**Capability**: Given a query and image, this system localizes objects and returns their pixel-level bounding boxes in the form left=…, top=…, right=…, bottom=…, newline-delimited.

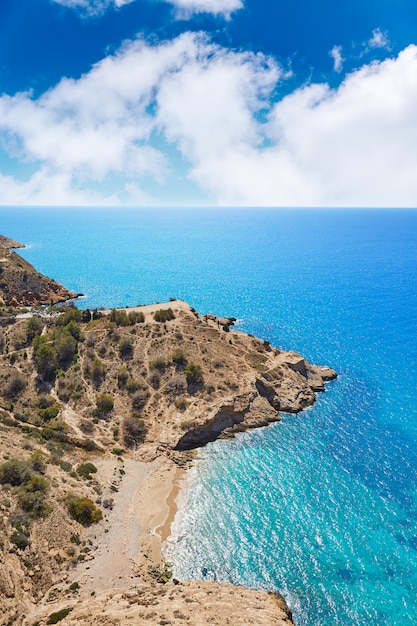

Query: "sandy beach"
left=74, top=454, right=184, bottom=593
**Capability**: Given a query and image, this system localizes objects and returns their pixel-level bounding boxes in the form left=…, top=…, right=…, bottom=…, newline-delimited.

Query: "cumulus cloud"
left=52, top=0, right=242, bottom=18
left=0, top=33, right=416, bottom=206
left=329, top=45, right=344, bottom=73
left=158, top=44, right=417, bottom=207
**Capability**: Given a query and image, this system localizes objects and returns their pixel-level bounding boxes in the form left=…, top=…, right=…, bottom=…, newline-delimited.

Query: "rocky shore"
left=0, top=237, right=336, bottom=625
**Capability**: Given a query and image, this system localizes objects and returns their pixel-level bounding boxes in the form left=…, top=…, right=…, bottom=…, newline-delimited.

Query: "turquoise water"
left=2, top=207, right=417, bottom=624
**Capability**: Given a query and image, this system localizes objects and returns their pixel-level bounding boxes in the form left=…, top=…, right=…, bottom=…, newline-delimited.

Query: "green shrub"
left=125, top=377, right=143, bottom=393
left=128, top=311, right=144, bottom=324
left=174, top=397, right=189, bottom=412
left=66, top=495, right=102, bottom=526
left=109, top=309, right=145, bottom=326
left=76, top=463, right=97, bottom=480
left=64, top=320, right=81, bottom=340
left=119, top=337, right=133, bottom=360
left=172, top=348, right=187, bottom=365
left=47, top=608, right=73, bottom=624
left=117, top=367, right=129, bottom=388
left=0, top=460, right=32, bottom=486
left=10, top=530, right=31, bottom=550
left=90, top=358, right=105, bottom=386
left=55, top=335, right=77, bottom=368
left=95, top=394, right=114, bottom=414
left=184, top=363, right=203, bottom=384
left=39, top=405, right=60, bottom=421
left=153, top=308, right=175, bottom=323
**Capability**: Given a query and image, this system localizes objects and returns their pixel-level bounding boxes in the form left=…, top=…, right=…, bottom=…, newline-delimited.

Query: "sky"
left=0, top=0, right=416, bottom=207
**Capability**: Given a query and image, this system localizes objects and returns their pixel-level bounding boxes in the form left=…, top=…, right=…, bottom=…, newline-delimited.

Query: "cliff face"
left=0, top=238, right=79, bottom=306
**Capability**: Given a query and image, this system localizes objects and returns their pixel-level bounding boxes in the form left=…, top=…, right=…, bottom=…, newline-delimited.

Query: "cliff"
left=0, top=239, right=337, bottom=626
left=0, top=237, right=79, bottom=307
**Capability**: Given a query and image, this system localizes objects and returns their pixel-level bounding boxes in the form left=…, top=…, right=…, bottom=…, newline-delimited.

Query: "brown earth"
left=0, top=241, right=337, bottom=626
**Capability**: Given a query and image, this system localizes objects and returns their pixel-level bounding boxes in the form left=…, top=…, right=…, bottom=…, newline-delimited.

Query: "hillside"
left=0, top=244, right=336, bottom=626
left=0, top=237, right=79, bottom=307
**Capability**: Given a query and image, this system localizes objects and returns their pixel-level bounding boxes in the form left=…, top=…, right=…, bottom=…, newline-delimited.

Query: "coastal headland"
left=0, top=236, right=336, bottom=625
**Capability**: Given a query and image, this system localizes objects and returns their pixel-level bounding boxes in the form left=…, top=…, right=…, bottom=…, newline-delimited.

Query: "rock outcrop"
left=0, top=237, right=80, bottom=306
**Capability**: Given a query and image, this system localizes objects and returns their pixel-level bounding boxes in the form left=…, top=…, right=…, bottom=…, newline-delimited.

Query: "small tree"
left=34, top=343, right=57, bottom=380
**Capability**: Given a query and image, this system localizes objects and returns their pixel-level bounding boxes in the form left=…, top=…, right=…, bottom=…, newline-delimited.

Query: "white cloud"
left=52, top=0, right=241, bottom=18
left=368, top=28, right=390, bottom=50
left=0, top=168, right=118, bottom=205
left=329, top=45, right=344, bottom=73
left=163, top=0, right=243, bottom=19
left=0, top=34, right=416, bottom=207
left=156, top=43, right=417, bottom=207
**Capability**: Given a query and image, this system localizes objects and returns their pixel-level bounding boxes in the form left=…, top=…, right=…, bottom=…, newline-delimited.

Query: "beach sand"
left=75, top=455, right=183, bottom=593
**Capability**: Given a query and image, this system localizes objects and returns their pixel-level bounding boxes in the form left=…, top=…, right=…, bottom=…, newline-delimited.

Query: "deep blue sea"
left=2, top=207, right=417, bottom=625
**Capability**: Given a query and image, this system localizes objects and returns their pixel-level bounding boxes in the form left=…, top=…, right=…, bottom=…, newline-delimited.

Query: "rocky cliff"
left=0, top=236, right=79, bottom=306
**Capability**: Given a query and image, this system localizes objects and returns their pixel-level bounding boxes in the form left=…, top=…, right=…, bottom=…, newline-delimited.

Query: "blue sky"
left=0, top=0, right=416, bottom=206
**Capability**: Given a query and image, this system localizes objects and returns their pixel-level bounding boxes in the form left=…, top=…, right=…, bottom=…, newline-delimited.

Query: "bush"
left=91, top=358, right=105, bottom=386
left=117, top=367, right=129, bottom=388
left=109, top=309, right=145, bottom=326
left=131, top=391, right=149, bottom=410
left=153, top=308, right=175, bottom=323
left=95, top=394, right=114, bottom=414
left=39, top=405, right=60, bottom=421
left=175, top=397, right=189, bottom=412
left=0, top=460, right=32, bottom=486
left=184, top=363, right=203, bottom=384
left=149, top=371, right=160, bottom=389
left=66, top=495, right=102, bottom=526
left=56, top=335, right=77, bottom=368
left=76, top=463, right=97, bottom=480
left=119, top=337, right=133, bottom=360
left=56, top=308, right=82, bottom=326
left=151, top=357, right=166, bottom=372
left=172, top=349, right=187, bottom=365
left=128, top=311, right=144, bottom=324
left=122, top=415, right=147, bottom=448
left=47, top=608, right=73, bottom=624
left=10, top=530, right=31, bottom=550
left=18, top=484, right=50, bottom=518
left=2, top=372, right=27, bottom=399
left=64, top=320, right=81, bottom=340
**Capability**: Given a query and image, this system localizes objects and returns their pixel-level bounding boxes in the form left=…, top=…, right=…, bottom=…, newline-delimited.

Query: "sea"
left=2, top=206, right=417, bottom=625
